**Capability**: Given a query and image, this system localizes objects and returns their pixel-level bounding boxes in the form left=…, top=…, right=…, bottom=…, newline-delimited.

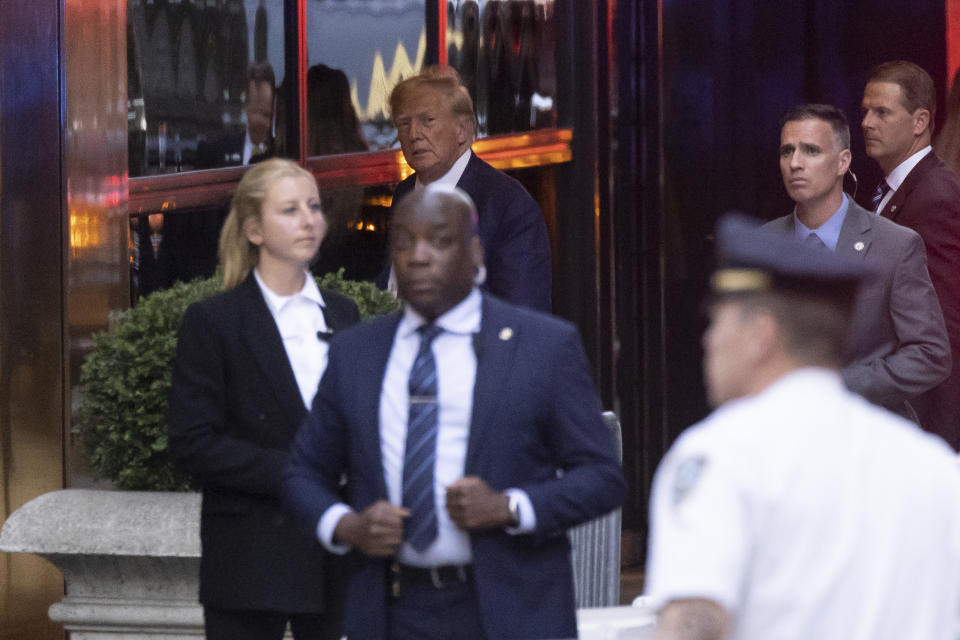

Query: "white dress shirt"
left=253, top=269, right=329, bottom=409
left=877, top=145, right=932, bottom=213
left=318, top=287, right=535, bottom=566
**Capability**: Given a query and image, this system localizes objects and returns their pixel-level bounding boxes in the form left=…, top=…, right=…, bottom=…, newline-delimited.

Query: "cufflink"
left=507, top=493, right=521, bottom=527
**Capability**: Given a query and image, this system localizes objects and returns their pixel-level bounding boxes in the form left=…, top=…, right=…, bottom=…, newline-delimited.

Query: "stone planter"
left=1, top=489, right=654, bottom=639
left=0, top=489, right=203, bottom=639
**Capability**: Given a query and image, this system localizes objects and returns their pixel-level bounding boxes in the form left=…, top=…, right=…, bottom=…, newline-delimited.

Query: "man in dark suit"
left=377, top=65, right=552, bottom=313
left=195, top=61, right=276, bottom=169
left=765, top=104, right=949, bottom=419
left=284, top=184, right=624, bottom=640
left=168, top=272, right=360, bottom=639
left=862, top=61, right=960, bottom=448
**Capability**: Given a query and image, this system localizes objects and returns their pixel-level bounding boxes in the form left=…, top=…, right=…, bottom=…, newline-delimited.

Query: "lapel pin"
left=854, top=241, right=865, bottom=252
left=499, top=327, right=514, bottom=341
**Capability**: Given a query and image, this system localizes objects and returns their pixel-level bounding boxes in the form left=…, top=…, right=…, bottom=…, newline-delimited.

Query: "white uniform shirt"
left=645, top=368, right=960, bottom=640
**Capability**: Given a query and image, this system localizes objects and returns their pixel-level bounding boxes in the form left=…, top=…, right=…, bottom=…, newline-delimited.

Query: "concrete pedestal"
left=0, top=489, right=204, bottom=639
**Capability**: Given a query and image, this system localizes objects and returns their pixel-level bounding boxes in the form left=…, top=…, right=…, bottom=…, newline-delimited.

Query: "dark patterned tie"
left=402, top=324, right=443, bottom=551
left=871, top=179, right=891, bottom=212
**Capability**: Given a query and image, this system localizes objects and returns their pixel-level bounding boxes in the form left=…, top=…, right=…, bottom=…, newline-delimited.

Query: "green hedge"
left=78, top=269, right=400, bottom=491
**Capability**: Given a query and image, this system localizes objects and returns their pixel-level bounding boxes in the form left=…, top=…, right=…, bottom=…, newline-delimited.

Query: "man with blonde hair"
left=378, top=65, right=552, bottom=313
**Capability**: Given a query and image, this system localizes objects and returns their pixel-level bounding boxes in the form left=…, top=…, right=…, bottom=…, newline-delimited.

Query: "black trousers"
left=204, top=606, right=341, bottom=640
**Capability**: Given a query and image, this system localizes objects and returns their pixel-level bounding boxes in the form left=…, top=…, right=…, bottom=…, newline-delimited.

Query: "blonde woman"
left=168, top=158, right=359, bottom=640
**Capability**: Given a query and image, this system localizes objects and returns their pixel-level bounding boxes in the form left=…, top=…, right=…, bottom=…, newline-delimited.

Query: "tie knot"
left=417, top=324, right=443, bottom=344
left=803, top=232, right=828, bottom=251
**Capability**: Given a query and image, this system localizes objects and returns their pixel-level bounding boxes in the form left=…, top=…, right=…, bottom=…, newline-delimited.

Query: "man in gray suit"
left=766, top=104, right=950, bottom=420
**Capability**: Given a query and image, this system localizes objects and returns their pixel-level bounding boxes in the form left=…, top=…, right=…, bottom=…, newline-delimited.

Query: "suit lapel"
left=835, top=202, right=872, bottom=260
left=320, top=294, right=352, bottom=333
left=881, top=151, right=937, bottom=221
left=238, top=275, right=306, bottom=428
left=455, top=152, right=482, bottom=197
left=465, top=295, right=519, bottom=472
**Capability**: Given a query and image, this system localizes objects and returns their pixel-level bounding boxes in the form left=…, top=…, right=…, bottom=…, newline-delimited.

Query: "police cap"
left=711, top=212, right=870, bottom=296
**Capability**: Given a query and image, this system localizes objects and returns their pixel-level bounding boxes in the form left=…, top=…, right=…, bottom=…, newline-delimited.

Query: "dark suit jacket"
left=167, top=273, right=360, bottom=612
left=766, top=201, right=950, bottom=418
left=879, top=151, right=960, bottom=447
left=195, top=126, right=274, bottom=170
left=283, top=294, right=625, bottom=639
left=381, top=153, right=553, bottom=312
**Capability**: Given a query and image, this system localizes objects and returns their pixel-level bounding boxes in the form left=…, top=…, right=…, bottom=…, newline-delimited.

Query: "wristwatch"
left=507, top=493, right=521, bottom=527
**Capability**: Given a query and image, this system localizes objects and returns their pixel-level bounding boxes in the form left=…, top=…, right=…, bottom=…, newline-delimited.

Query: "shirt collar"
left=885, top=145, right=932, bottom=191
left=253, top=268, right=325, bottom=314
left=415, top=148, right=472, bottom=190
left=792, top=193, right=849, bottom=251
left=398, top=287, right=482, bottom=339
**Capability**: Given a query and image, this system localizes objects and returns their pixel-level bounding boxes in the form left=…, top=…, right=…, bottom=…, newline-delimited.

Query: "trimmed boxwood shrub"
left=78, top=269, right=400, bottom=491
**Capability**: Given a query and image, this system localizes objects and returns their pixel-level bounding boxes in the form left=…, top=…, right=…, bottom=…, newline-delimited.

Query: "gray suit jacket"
left=765, top=201, right=951, bottom=418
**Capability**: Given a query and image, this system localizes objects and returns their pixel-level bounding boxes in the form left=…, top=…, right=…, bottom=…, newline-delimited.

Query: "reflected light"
left=70, top=204, right=103, bottom=256
left=351, top=221, right=379, bottom=232
left=365, top=194, right=394, bottom=208
left=398, top=154, right=414, bottom=181
left=351, top=29, right=427, bottom=121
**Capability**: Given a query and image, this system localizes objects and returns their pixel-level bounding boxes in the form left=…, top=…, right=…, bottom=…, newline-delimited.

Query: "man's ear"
left=243, top=217, right=263, bottom=247
left=745, top=312, right=780, bottom=364
left=470, top=236, right=484, bottom=270
left=455, top=116, right=471, bottom=147
left=838, top=148, right=852, bottom=176
left=913, top=108, right=931, bottom=136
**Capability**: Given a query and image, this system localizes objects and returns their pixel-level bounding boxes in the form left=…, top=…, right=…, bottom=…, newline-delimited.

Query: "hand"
left=333, top=500, right=409, bottom=557
left=445, top=476, right=512, bottom=530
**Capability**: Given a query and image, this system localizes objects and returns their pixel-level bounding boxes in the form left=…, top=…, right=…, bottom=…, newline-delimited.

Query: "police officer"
left=644, top=214, right=960, bottom=640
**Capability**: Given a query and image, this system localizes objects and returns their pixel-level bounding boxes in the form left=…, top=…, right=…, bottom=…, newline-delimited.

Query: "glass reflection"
left=305, top=0, right=426, bottom=151
left=447, top=0, right=557, bottom=137
left=130, top=186, right=392, bottom=301
left=128, top=0, right=286, bottom=176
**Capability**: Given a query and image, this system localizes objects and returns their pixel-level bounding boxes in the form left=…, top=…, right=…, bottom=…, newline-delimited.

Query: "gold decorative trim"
left=711, top=268, right=772, bottom=292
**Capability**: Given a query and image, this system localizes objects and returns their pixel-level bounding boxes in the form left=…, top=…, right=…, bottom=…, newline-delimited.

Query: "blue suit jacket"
left=381, top=153, right=553, bottom=313
left=283, top=294, right=625, bottom=639
left=765, top=201, right=950, bottom=419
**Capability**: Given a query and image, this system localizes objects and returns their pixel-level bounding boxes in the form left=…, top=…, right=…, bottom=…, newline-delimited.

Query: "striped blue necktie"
left=402, top=324, right=443, bottom=551
left=872, top=179, right=891, bottom=212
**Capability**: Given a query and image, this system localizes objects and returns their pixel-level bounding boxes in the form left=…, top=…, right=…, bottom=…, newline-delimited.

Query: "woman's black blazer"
left=168, top=272, right=361, bottom=612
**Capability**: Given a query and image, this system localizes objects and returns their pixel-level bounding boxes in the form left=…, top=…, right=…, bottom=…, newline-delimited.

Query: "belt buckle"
left=430, top=565, right=467, bottom=588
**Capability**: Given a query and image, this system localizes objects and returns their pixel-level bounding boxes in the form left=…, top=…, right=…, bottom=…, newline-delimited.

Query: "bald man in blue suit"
left=284, top=185, right=623, bottom=640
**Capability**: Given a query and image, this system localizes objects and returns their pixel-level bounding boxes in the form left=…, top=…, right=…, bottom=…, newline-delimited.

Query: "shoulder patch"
left=673, top=455, right=707, bottom=506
